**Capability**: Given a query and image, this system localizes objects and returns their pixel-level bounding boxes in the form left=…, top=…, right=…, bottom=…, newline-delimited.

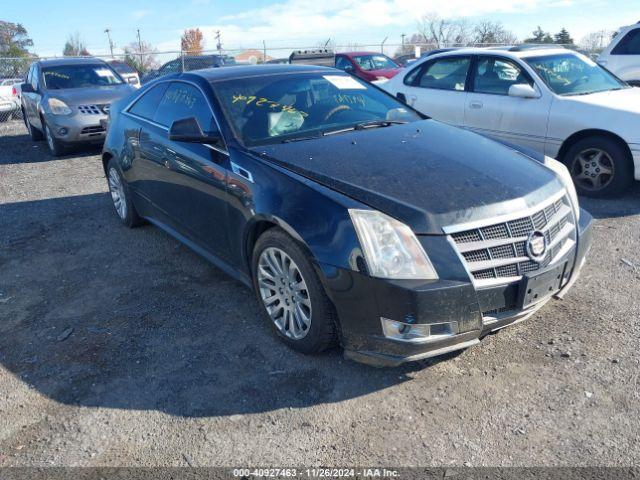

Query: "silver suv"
left=21, top=58, right=135, bottom=156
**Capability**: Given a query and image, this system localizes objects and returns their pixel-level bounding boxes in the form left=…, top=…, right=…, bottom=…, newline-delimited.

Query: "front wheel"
left=252, top=228, right=337, bottom=354
left=44, top=122, right=65, bottom=157
left=563, top=136, right=633, bottom=198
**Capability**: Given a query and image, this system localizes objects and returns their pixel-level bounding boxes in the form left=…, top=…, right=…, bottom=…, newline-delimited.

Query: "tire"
left=44, top=122, right=66, bottom=157
left=562, top=136, right=633, bottom=198
left=106, top=158, right=144, bottom=228
left=252, top=228, right=337, bottom=354
left=25, top=113, right=43, bottom=141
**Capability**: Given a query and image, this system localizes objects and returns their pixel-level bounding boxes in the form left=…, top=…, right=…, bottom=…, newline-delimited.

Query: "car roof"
left=36, top=57, right=109, bottom=67
left=427, top=46, right=576, bottom=60
left=191, top=64, right=338, bottom=82
left=341, top=51, right=388, bottom=57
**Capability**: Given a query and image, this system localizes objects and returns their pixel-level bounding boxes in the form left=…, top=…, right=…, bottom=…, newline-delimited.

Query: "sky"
left=3, top=0, right=639, bottom=57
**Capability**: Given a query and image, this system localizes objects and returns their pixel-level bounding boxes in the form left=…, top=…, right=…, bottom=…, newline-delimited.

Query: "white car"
left=382, top=46, right=640, bottom=197
left=598, top=23, right=640, bottom=87
left=0, top=77, right=22, bottom=121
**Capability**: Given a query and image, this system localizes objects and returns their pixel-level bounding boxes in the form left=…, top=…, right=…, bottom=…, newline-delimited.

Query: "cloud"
left=131, top=9, right=151, bottom=20
left=155, top=0, right=598, bottom=52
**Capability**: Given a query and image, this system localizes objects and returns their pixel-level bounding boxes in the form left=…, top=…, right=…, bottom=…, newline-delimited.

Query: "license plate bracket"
left=518, top=262, right=567, bottom=309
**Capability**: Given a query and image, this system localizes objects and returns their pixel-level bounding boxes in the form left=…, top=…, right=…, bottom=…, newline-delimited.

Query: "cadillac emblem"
left=526, top=231, right=547, bottom=262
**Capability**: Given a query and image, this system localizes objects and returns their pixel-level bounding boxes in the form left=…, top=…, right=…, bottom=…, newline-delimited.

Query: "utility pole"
left=381, top=36, right=388, bottom=54
left=401, top=33, right=406, bottom=52
left=104, top=28, right=114, bottom=58
left=137, top=29, right=143, bottom=66
left=262, top=40, right=267, bottom=64
left=215, top=30, right=222, bottom=55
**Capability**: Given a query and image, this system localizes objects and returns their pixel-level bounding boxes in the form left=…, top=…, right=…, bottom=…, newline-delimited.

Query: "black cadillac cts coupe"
left=102, top=64, right=593, bottom=366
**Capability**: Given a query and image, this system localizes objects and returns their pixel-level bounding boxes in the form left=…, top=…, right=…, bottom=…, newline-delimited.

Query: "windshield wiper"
left=281, top=134, right=321, bottom=143
left=355, top=120, right=408, bottom=130
left=322, top=120, right=408, bottom=137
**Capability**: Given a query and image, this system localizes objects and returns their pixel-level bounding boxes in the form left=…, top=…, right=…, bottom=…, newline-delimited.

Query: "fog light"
left=57, top=127, right=68, bottom=136
left=381, top=318, right=457, bottom=343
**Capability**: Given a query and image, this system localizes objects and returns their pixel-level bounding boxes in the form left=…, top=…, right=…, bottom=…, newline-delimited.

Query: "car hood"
left=252, top=120, right=563, bottom=234
left=566, top=87, right=640, bottom=113
left=48, top=84, right=134, bottom=106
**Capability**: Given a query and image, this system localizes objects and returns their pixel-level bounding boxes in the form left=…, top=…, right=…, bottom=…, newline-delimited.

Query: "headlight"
left=544, top=156, right=580, bottom=221
left=48, top=98, right=72, bottom=116
left=349, top=209, right=438, bottom=280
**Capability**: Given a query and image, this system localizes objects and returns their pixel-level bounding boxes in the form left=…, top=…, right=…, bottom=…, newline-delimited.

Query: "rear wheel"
left=252, top=228, right=337, bottom=354
left=107, top=159, right=143, bottom=228
left=563, top=136, right=633, bottom=198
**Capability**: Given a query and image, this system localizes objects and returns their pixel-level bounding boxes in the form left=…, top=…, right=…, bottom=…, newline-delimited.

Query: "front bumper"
left=46, top=112, right=107, bottom=144
left=321, top=209, right=594, bottom=367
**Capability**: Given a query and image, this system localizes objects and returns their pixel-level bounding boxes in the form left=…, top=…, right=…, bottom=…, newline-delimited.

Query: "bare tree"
left=580, top=30, right=614, bottom=55
left=473, top=21, right=517, bottom=46
left=416, top=13, right=472, bottom=48
left=63, top=31, right=90, bottom=56
left=124, top=40, right=158, bottom=74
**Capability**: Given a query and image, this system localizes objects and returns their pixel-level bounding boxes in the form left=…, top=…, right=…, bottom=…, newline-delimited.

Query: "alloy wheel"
left=257, top=247, right=312, bottom=340
left=570, top=148, right=614, bottom=192
left=108, top=168, right=127, bottom=220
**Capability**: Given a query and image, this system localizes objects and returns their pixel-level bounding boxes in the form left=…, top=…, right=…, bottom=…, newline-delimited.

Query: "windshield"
left=352, top=55, right=398, bottom=71
left=42, top=64, right=123, bottom=89
left=525, top=53, right=627, bottom=96
left=214, top=72, right=421, bottom=146
left=1, top=79, right=21, bottom=86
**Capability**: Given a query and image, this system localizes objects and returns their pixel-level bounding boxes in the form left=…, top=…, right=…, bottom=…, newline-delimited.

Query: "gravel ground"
left=0, top=119, right=639, bottom=468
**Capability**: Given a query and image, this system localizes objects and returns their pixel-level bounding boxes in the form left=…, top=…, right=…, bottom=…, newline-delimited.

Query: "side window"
left=160, top=60, right=180, bottom=74
left=31, top=67, right=39, bottom=90
left=414, top=57, right=470, bottom=91
left=473, top=57, right=533, bottom=95
left=153, top=82, right=215, bottom=131
left=335, top=56, right=352, bottom=71
left=129, top=83, right=169, bottom=120
left=612, top=28, right=640, bottom=55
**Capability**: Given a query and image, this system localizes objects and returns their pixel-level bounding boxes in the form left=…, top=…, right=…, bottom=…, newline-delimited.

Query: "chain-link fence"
left=0, top=42, right=599, bottom=123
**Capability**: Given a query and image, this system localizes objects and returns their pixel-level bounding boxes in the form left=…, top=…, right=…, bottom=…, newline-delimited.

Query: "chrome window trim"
left=123, top=78, right=229, bottom=155
left=442, top=189, right=566, bottom=235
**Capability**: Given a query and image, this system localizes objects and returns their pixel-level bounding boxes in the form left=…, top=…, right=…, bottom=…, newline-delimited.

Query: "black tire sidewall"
left=251, top=229, right=336, bottom=354
left=563, top=136, right=633, bottom=198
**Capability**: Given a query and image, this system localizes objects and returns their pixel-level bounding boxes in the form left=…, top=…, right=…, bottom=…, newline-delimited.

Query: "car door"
left=146, top=81, right=231, bottom=259
left=463, top=55, right=552, bottom=154
left=400, top=55, right=471, bottom=126
left=23, top=65, right=42, bottom=128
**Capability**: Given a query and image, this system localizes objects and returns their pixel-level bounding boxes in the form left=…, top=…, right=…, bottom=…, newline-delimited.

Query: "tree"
left=416, top=13, right=472, bottom=48
left=0, top=20, right=33, bottom=57
left=63, top=31, right=90, bottom=56
left=181, top=28, right=204, bottom=55
left=473, top=21, right=517, bottom=46
left=554, top=28, right=574, bottom=46
left=524, top=26, right=553, bottom=44
left=580, top=30, right=614, bottom=55
left=123, top=40, right=158, bottom=74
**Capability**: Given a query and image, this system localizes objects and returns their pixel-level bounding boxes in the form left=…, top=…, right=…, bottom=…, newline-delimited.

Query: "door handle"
left=469, top=101, right=483, bottom=109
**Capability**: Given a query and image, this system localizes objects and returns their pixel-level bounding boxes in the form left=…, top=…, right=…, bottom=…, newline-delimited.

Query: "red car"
left=335, top=52, right=401, bottom=82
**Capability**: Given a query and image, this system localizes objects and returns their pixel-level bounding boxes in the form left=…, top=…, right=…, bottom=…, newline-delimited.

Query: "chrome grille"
left=449, top=195, right=576, bottom=285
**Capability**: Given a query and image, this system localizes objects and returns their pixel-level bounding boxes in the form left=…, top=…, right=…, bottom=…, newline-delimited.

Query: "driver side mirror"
left=168, top=117, right=221, bottom=145
left=508, top=83, right=540, bottom=99
left=343, top=64, right=354, bottom=72
left=21, top=83, right=34, bottom=94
